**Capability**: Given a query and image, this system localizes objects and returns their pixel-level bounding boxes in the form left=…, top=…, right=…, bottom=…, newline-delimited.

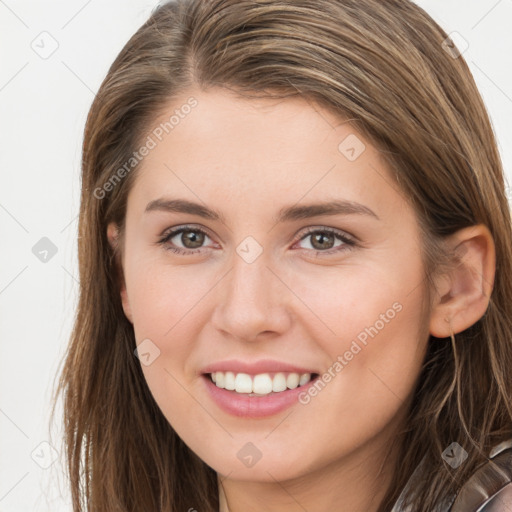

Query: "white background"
left=1, top=1, right=511, bottom=510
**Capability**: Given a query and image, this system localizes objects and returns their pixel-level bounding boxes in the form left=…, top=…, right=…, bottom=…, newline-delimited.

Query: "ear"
left=107, top=222, right=133, bottom=324
left=429, top=224, right=495, bottom=338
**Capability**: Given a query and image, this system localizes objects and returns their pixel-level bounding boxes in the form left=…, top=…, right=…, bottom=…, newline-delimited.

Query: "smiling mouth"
left=204, top=371, right=320, bottom=397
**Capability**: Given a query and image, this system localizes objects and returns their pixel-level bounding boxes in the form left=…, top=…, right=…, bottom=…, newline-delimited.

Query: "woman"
left=53, top=0, right=512, bottom=510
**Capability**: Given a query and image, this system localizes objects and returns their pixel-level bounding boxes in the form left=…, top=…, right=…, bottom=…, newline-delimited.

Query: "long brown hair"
left=52, top=0, right=512, bottom=510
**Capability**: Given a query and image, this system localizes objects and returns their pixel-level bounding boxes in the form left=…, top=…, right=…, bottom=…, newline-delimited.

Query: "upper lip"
left=200, top=359, right=319, bottom=376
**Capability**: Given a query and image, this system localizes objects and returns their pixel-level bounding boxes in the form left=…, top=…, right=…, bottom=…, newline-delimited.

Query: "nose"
left=210, top=250, right=292, bottom=343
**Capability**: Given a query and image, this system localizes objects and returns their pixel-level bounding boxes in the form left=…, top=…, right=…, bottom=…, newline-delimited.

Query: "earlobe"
left=119, top=287, right=134, bottom=325
left=107, top=222, right=119, bottom=251
left=106, top=222, right=134, bottom=324
left=429, top=224, right=495, bottom=338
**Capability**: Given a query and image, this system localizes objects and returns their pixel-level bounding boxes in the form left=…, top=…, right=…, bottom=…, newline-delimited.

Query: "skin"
left=107, top=86, right=495, bottom=512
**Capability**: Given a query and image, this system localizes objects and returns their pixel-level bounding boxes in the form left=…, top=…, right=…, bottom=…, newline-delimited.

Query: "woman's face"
left=112, top=86, right=431, bottom=484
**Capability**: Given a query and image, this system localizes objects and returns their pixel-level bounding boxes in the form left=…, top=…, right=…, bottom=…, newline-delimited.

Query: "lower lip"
left=202, top=374, right=319, bottom=418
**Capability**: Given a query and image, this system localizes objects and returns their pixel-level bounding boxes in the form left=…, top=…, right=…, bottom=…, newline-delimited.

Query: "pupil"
left=183, top=231, right=204, bottom=248
left=313, top=233, right=333, bottom=250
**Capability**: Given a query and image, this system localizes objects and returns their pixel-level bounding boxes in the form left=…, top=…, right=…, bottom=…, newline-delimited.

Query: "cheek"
left=126, top=257, right=213, bottom=340
left=284, top=249, right=425, bottom=350
left=126, top=263, right=214, bottom=440
left=124, top=259, right=212, bottom=404
left=285, top=257, right=428, bottom=430
left=326, top=299, right=427, bottom=413
left=279, top=292, right=428, bottom=477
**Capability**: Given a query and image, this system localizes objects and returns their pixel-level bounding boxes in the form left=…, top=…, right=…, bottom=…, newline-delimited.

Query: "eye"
left=293, top=226, right=356, bottom=255
left=157, top=225, right=357, bottom=256
left=157, top=225, right=215, bottom=255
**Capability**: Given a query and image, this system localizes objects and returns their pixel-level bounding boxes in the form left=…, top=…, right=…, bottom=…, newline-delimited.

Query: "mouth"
left=203, top=371, right=320, bottom=397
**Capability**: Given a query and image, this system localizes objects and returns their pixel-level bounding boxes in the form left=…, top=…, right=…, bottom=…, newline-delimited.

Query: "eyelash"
left=156, top=224, right=357, bottom=257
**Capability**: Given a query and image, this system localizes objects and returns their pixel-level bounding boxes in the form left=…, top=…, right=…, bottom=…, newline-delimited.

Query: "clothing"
left=390, top=439, right=512, bottom=511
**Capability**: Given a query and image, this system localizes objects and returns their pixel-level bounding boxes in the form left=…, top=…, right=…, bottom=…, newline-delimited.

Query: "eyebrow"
left=144, top=198, right=380, bottom=223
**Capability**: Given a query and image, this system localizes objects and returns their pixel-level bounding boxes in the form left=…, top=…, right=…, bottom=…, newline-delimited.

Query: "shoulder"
left=390, top=438, right=512, bottom=512
left=451, top=439, right=512, bottom=512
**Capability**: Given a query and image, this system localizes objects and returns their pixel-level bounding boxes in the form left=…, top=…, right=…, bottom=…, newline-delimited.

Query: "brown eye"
left=178, top=230, right=206, bottom=249
left=158, top=226, right=213, bottom=255
left=309, top=232, right=336, bottom=250
left=295, top=227, right=356, bottom=255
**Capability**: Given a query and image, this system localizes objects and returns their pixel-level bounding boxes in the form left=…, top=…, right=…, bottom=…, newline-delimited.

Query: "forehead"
left=129, top=87, right=404, bottom=220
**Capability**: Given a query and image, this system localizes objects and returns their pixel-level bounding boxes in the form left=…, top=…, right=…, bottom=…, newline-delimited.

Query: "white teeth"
left=234, top=373, right=253, bottom=393
left=209, top=371, right=314, bottom=395
left=286, top=373, right=299, bottom=389
left=272, top=372, right=287, bottom=392
left=224, top=371, right=236, bottom=391
left=215, top=372, right=225, bottom=388
left=253, top=374, right=273, bottom=394
left=299, top=373, right=311, bottom=386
